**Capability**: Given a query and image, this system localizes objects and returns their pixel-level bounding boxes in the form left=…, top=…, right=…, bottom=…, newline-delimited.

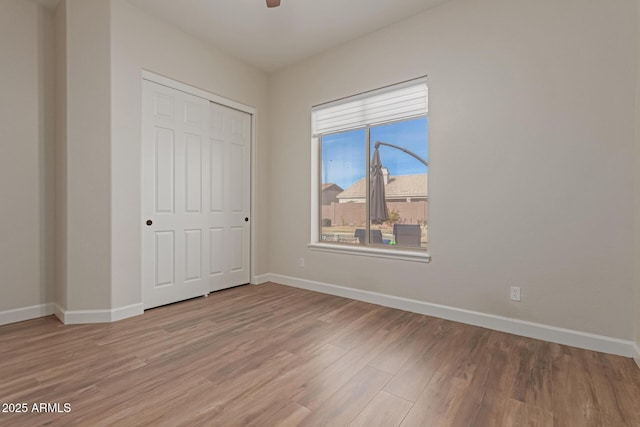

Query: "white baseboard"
left=54, top=303, right=143, bottom=324
left=252, top=273, right=271, bottom=285
left=53, top=304, right=65, bottom=323
left=111, top=303, right=144, bottom=322
left=633, top=343, right=640, bottom=369
left=0, top=303, right=54, bottom=326
left=267, top=273, right=636, bottom=359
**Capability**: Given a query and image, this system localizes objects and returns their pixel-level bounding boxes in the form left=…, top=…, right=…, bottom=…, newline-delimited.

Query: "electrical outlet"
left=299, top=257, right=305, bottom=268
left=510, top=286, right=521, bottom=302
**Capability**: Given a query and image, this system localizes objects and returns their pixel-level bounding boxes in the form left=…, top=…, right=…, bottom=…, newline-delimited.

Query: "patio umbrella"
left=370, top=147, right=389, bottom=224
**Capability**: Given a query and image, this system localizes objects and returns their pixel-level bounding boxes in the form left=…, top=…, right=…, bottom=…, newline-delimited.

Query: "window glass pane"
left=369, top=118, right=428, bottom=248
left=320, top=129, right=366, bottom=245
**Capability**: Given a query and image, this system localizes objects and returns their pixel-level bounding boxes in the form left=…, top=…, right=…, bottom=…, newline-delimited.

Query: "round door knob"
left=146, top=220, right=153, bottom=226
left=245, top=217, right=249, bottom=222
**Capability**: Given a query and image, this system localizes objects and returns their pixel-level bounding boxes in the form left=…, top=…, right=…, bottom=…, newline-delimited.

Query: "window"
left=310, top=79, right=429, bottom=261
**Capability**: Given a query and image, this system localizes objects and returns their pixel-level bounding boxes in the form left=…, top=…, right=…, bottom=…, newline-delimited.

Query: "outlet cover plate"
left=510, top=286, right=521, bottom=302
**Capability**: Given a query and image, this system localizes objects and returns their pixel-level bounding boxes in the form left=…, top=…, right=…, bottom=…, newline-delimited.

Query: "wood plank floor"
left=1, top=283, right=639, bottom=426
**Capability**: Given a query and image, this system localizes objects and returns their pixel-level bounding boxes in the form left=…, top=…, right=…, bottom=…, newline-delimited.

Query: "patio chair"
left=393, top=224, right=421, bottom=247
left=354, top=229, right=383, bottom=244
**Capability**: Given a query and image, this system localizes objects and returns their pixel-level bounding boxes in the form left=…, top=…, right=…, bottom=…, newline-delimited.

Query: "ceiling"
left=126, top=0, right=446, bottom=72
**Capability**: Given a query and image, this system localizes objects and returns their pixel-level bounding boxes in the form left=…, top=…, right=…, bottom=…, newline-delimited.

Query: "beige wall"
left=2, top=0, right=270, bottom=316
left=269, top=0, right=637, bottom=339
left=109, top=0, right=270, bottom=308
left=54, top=0, right=67, bottom=310
left=63, top=0, right=112, bottom=311
left=38, top=1, right=56, bottom=312
left=1, top=0, right=638, bottom=347
left=0, top=0, right=55, bottom=312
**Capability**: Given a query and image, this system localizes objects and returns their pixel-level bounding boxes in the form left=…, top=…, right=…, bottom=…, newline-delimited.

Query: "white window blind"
left=312, top=79, right=427, bottom=136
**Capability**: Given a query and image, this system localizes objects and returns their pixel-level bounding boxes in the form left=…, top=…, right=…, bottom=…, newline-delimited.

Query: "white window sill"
left=308, top=242, right=431, bottom=263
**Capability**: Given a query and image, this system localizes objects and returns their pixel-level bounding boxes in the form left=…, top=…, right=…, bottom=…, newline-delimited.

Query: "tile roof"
left=336, top=174, right=427, bottom=200
left=322, top=183, right=344, bottom=192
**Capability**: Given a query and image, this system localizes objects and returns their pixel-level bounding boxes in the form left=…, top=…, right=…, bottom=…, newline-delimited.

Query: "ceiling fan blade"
left=266, top=0, right=280, bottom=7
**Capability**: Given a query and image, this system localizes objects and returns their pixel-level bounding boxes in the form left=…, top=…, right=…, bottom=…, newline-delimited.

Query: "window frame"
left=309, top=79, right=431, bottom=263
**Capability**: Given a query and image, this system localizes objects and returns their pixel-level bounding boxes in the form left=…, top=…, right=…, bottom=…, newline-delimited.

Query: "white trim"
left=311, top=135, right=320, bottom=244
left=141, top=70, right=256, bottom=116
left=252, top=274, right=271, bottom=285
left=633, top=343, right=640, bottom=369
left=266, top=273, right=636, bottom=358
left=53, top=304, right=65, bottom=323
left=309, top=243, right=430, bottom=263
left=54, top=303, right=143, bottom=325
left=0, top=303, right=54, bottom=326
left=62, top=309, right=111, bottom=324
left=111, top=303, right=144, bottom=322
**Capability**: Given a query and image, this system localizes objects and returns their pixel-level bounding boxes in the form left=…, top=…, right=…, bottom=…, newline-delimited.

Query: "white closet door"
left=141, top=80, right=210, bottom=309
left=208, top=102, right=251, bottom=291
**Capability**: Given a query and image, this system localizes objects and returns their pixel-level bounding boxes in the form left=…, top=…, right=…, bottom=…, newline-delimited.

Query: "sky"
left=321, top=117, right=428, bottom=190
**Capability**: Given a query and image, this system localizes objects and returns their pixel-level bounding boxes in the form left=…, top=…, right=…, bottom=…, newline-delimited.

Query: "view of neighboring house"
left=321, top=183, right=343, bottom=205
left=337, top=169, right=427, bottom=203
left=322, top=170, right=427, bottom=227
